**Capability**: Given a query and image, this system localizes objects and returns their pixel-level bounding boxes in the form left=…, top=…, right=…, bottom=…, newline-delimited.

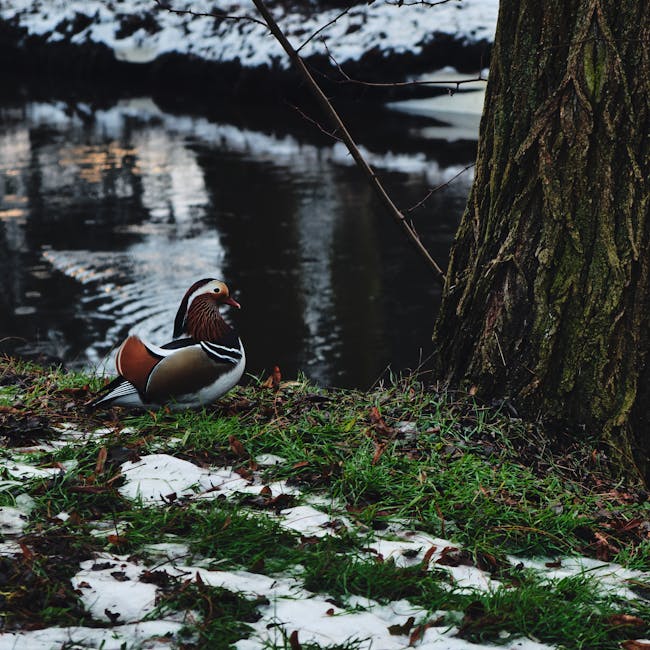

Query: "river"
left=0, top=87, right=480, bottom=388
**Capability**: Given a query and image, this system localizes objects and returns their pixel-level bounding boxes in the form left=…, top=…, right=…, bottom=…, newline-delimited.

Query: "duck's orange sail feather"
left=115, top=336, right=159, bottom=395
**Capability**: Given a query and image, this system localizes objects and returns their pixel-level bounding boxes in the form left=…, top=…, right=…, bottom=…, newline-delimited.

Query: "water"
left=0, top=94, right=477, bottom=388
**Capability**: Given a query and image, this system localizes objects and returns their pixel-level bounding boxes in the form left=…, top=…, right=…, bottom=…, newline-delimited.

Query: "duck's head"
left=173, top=278, right=240, bottom=339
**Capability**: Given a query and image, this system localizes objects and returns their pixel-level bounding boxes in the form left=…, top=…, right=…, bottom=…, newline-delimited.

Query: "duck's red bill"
left=224, top=296, right=241, bottom=309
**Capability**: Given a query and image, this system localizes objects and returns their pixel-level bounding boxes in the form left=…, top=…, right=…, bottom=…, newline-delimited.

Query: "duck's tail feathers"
left=87, top=376, right=142, bottom=409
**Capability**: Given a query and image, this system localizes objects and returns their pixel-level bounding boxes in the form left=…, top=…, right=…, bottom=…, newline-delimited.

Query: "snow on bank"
left=0, top=0, right=498, bottom=68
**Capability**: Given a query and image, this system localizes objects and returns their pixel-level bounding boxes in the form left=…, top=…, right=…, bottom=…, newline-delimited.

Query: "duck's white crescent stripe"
left=204, top=342, right=242, bottom=355
left=200, top=340, right=242, bottom=364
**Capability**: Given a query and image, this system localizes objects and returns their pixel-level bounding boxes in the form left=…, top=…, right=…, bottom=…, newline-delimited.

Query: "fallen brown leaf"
left=388, top=616, right=415, bottom=635
left=289, top=630, right=301, bottom=650
left=608, top=614, right=646, bottom=628
left=229, top=435, right=247, bottom=457
left=262, top=366, right=282, bottom=389
left=371, top=441, right=387, bottom=465
left=95, top=446, right=108, bottom=475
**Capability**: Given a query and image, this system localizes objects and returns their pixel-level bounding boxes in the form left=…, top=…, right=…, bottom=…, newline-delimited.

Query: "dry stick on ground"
left=249, top=0, right=446, bottom=281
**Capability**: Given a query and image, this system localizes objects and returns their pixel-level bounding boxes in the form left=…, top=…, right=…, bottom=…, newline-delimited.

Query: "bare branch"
left=152, top=0, right=267, bottom=28
left=321, top=40, right=486, bottom=90
left=386, top=0, right=461, bottom=6
left=406, top=164, right=475, bottom=214
left=250, top=0, right=446, bottom=281
left=296, top=5, right=353, bottom=53
left=288, top=103, right=343, bottom=142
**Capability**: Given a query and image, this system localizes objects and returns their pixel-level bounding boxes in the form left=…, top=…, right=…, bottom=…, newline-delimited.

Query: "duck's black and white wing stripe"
left=89, top=377, right=142, bottom=408
left=200, top=340, right=243, bottom=365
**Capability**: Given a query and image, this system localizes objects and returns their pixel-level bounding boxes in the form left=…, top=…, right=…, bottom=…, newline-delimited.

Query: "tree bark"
left=433, top=0, right=650, bottom=483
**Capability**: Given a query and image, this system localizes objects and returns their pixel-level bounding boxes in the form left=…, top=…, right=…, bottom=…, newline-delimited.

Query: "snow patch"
left=119, top=453, right=299, bottom=504
left=74, top=555, right=158, bottom=623
left=0, top=621, right=184, bottom=650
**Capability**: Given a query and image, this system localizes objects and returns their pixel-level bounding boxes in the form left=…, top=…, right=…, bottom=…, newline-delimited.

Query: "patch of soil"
left=1, top=530, right=101, bottom=630
left=0, top=412, right=58, bottom=447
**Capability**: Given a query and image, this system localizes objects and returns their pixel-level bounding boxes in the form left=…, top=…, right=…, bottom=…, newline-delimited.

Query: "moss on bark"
left=434, top=0, right=650, bottom=483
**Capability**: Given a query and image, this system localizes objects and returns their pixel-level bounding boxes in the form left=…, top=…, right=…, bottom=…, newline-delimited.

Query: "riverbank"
left=1, top=356, right=648, bottom=648
left=0, top=0, right=496, bottom=102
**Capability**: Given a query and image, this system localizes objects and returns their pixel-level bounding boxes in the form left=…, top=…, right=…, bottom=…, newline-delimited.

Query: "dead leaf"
left=95, top=447, right=108, bottom=475
left=593, top=531, right=619, bottom=561
left=608, top=614, right=646, bottom=628
left=369, top=406, right=394, bottom=437
left=435, top=546, right=460, bottom=566
left=388, top=616, right=415, bottom=635
left=371, top=441, right=387, bottom=465
left=289, top=630, right=301, bottom=650
left=19, top=543, right=34, bottom=561
left=229, top=435, right=247, bottom=457
left=262, top=366, right=282, bottom=389
left=621, top=641, right=650, bottom=649
left=104, top=609, right=121, bottom=624
left=110, top=571, right=130, bottom=582
left=421, top=545, right=438, bottom=569
left=409, top=621, right=439, bottom=645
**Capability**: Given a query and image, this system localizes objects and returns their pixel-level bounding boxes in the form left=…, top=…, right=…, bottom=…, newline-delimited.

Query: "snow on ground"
left=0, top=621, right=185, bottom=650
left=2, top=442, right=648, bottom=649
left=0, top=0, right=498, bottom=68
left=66, top=550, right=553, bottom=650
left=119, top=452, right=300, bottom=503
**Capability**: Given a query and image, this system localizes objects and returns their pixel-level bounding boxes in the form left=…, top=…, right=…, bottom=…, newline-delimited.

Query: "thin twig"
left=152, top=0, right=267, bottom=28
left=321, top=38, right=486, bottom=90
left=250, top=0, right=446, bottom=279
left=296, top=5, right=353, bottom=53
left=387, top=0, right=461, bottom=6
left=407, top=164, right=475, bottom=214
left=288, top=103, right=343, bottom=142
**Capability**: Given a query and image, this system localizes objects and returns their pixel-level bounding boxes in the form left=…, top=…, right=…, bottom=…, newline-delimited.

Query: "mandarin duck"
left=90, top=279, right=245, bottom=409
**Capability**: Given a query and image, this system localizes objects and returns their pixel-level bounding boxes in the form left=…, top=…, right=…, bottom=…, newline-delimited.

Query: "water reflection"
left=0, top=97, right=475, bottom=388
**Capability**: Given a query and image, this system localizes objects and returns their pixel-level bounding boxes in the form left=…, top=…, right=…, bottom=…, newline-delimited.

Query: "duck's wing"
left=144, top=341, right=241, bottom=404
left=89, top=336, right=195, bottom=408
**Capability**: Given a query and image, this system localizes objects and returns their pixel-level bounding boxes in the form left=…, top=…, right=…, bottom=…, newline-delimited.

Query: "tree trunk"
left=433, top=0, right=650, bottom=483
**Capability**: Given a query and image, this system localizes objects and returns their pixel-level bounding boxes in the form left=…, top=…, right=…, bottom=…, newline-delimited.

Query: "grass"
left=121, top=501, right=302, bottom=573
left=152, top=582, right=263, bottom=648
left=0, top=355, right=649, bottom=649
